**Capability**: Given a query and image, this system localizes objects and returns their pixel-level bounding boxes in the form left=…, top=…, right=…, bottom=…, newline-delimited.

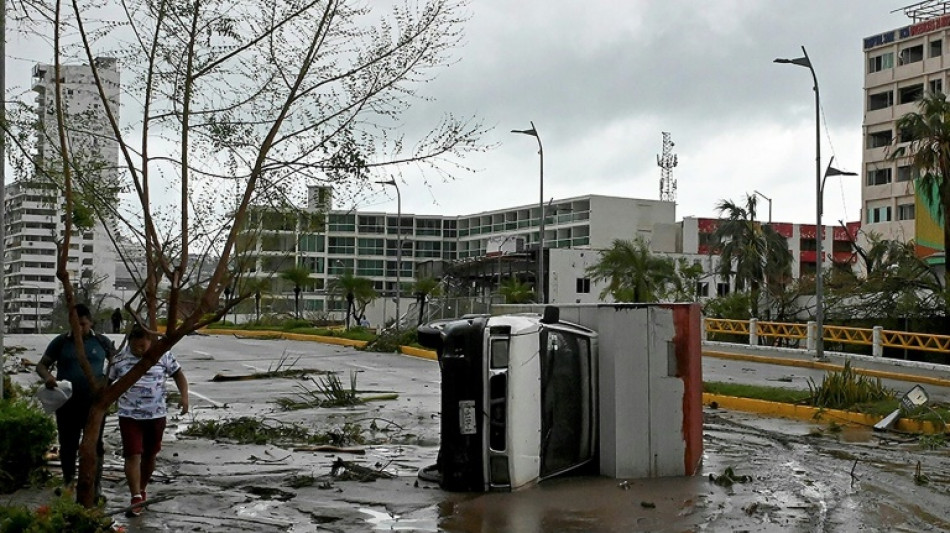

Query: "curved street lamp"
left=511, top=122, right=545, bottom=303
left=775, top=46, right=826, bottom=358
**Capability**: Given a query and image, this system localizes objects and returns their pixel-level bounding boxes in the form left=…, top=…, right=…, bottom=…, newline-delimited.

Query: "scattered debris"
left=708, top=467, right=752, bottom=487
left=617, top=480, right=630, bottom=490
left=640, top=501, right=655, bottom=509
left=329, top=457, right=394, bottom=482
left=275, top=372, right=398, bottom=410
left=915, top=461, right=930, bottom=485
left=292, top=445, right=366, bottom=455
left=285, top=474, right=318, bottom=489
left=180, top=416, right=365, bottom=447
left=918, top=434, right=947, bottom=450
left=243, top=486, right=296, bottom=501
left=875, top=385, right=930, bottom=433
left=211, top=350, right=327, bottom=381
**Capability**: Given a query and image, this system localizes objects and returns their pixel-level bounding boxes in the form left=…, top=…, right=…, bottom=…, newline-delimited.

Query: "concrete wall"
left=587, top=196, right=676, bottom=249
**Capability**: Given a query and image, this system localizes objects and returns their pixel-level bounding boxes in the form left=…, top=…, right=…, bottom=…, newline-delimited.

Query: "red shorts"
left=119, top=417, right=167, bottom=458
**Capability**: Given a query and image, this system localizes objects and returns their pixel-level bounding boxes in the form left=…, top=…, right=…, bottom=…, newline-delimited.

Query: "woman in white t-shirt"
left=108, top=324, right=189, bottom=517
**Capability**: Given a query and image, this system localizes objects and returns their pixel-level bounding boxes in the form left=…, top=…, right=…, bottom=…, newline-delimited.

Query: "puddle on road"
left=360, top=506, right=440, bottom=532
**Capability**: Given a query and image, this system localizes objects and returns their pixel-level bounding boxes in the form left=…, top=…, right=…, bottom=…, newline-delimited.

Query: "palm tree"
left=327, top=270, right=377, bottom=329
left=711, top=195, right=792, bottom=317
left=498, top=278, right=535, bottom=304
left=585, top=238, right=676, bottom=303
left=893, top=91, right=950, bottom=295
left=411, top=277, right=441, bottom=326
left=279, top=265, right=312, bottom=319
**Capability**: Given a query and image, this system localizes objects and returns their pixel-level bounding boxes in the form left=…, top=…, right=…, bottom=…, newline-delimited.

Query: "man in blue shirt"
left=36, top=303, right=116, bottom=497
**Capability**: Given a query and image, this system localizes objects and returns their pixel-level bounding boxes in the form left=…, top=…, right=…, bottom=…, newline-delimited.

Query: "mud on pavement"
left=6, top=334, right=950, bottom=531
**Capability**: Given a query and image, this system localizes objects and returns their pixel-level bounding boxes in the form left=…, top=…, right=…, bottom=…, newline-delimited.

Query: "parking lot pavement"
left=6, top=334, right=950, bottom=531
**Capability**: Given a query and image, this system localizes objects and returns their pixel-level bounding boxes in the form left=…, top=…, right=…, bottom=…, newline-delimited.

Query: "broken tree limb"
left=293, top=445, right=366, bottom=454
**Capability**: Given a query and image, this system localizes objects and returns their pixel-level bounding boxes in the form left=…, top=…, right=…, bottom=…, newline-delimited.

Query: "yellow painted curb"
left=703, top=350, right=950, bottom=389
left=198, top=328, right=368, bottom=348
left=704, top=393, right=946, bottom=434
left=399, top=346, right=438, bottom=360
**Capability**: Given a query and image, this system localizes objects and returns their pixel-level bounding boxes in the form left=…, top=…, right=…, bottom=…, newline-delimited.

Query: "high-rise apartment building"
left=863, top=3, right=950, bottom=257
left=2, top=59, right=121, bottom=332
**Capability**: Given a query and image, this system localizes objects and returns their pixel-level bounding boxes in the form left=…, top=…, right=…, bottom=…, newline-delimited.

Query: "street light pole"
left=775, top=46, right=825, bottom=358
left=512, top=122, right=545, bottom=303
left=377, top=179, right=402, bottom=328
left=817, top=157, right=858, bottom=356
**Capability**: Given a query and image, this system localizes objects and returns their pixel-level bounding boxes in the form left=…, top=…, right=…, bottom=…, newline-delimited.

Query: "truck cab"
left=418, top=307, right=598, bottom=491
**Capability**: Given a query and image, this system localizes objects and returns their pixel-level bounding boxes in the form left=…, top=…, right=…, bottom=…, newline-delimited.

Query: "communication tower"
left=657, top=132, right=678, bottom=202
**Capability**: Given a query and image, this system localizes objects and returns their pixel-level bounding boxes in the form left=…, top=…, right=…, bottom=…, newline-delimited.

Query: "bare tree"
left=11, top=0, right=487, bottom=506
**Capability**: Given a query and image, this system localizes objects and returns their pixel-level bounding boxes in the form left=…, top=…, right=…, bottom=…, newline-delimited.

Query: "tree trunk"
left=75, top=400, right=108, bottom=507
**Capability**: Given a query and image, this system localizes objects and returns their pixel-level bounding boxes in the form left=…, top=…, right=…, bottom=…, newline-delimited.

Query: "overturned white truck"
left=418, top=303, right=703, bottom=492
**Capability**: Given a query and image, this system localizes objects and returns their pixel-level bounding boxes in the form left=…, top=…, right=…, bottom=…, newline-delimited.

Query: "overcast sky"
left=361, top=0, right=909, bottom=227
left=5, top=1, right=917, bottom=227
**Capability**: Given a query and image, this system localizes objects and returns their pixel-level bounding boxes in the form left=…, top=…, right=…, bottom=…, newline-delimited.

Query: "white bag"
left=35, top=380, right=73, bottom=414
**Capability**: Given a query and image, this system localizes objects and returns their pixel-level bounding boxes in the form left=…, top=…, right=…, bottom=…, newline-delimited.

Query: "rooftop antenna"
left=657, top=131, right=678, bottom=202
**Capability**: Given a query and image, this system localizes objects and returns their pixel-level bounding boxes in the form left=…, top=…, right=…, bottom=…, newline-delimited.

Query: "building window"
left=415, top=240, right=441, bottom=258
left=899, top=84, right=924, bottom=105
left=866, top=129, right=892, bottom=149
left=716, top=283, right=730, bottom=297
left=899, top=127, right=914, bottom=143
left=298, top=234, right=324, bottom=253
left=866, top=168, right=892, bottom=186
left=930, top=78, right=943, bottom=95
left=897, top=165, right=913, bottom=182
left=868, top=90, right=894, bottom=111
left=415, top=218, right=442, bottom=236
left=328, top=258, right=353, bottom=275
left=931, top=39, right=943, bottom=58
left=696, top=282, right=709, bottom=298
left=357, top=238, right=384, bottom=256
left=357, top=259, right=384, bottom=277
left=898, top=203, right=915, bottom=220
left=899, top=44, right=924, bottom=65
left=576, top=278, right=591, bottom=294
left=298, top=256, right=324, bottom=274
left=358, top=215, right=385, bottom=234
left=327, top=236, right=354, bottom=254
left=868, top=52, right=894, bottom=73
left=328, top=214, right=355, bottom=232
left=867, top=206, right=892, bottom=223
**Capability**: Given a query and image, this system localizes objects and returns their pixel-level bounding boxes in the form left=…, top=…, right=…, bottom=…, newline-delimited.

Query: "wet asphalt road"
left=5, top=333, right=950, bottom=532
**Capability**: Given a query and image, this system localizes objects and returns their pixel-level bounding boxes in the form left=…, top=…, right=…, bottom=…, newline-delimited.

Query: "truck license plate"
left=459, top=400, right=476, bottom=435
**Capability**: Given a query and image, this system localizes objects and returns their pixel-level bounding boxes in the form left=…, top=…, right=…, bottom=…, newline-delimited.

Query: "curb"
left=703, top=349, right=950, bottom=389
left=399, top=346, right=438, bottom=360
left=198, top=328, right=369, bottom=348
left=704, top=393, right=946, bottom=434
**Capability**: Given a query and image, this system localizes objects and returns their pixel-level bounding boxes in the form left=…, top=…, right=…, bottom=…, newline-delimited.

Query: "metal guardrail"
left=704, top=318, right=950, bottom=356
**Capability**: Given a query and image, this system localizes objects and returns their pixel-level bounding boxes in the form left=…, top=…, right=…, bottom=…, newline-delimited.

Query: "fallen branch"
left=293, top=445, right=366, bottom=454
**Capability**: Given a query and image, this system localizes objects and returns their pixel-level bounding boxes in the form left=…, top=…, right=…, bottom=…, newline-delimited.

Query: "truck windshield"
left=538, top=327, right=593, bottom=478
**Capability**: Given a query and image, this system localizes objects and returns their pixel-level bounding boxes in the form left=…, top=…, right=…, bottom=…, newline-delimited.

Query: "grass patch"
left=705, top=379, right=950, bottom=424
left=703, top=382, right=811, bottom=404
